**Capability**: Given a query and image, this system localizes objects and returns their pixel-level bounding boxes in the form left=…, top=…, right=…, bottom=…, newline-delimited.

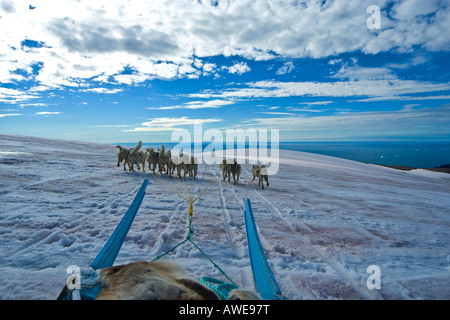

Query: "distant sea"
left=112, top=141, right=450, bottom=169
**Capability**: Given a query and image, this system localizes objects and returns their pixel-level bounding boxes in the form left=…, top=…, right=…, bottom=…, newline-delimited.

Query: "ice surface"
left=0, top=134, right=449, bottom=300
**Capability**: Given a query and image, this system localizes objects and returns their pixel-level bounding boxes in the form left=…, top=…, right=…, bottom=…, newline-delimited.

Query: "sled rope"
left=150, top=171, right=237, bottom=287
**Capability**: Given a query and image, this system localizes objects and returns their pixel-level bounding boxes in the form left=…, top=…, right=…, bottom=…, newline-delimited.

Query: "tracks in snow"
left=216, top=171, right=254, bottom=288
left=252, top=189, right=383, bottom=300
left=217, top=174, right=249, bottom=258
left=215, top=162, right=384, bottom=299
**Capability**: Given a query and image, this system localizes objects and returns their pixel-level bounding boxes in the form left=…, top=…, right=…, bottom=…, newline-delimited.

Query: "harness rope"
left=149, top=168, right=238, bottom=289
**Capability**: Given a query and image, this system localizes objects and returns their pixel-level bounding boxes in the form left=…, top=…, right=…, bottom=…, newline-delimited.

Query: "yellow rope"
left=149, top=166, right=213, bottom=219
left=148, top=161, right=236, bottom=287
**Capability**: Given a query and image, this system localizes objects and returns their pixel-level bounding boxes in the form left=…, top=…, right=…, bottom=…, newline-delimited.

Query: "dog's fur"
left=172, top=153, right=189, bottom=178
left=146, top=147, right=160, bottom=172
left=174, top=154, right=198, bottom=179
left=219, top=160, right=232, bottom=182
left=120, top=143, right=199, bottom=179
left=96, top=261, right=219, bottom=300
left=115, top=146, right=130, bottom=171
left=159, top=144, right=175, bottom=176
left=187, top=155, right=198, bottom=179
left=231, top=160, right=241, bottom=185
left=95, top=261, right=261, bottom=300
left=127, top=141, right=147, bottom=172
left=181, top=155, right=198, bottom=179
left=165, top=151, right=176, bottom=177
left=251, top=165, right=269, bottom=189
left=228, top=289, right=262, bottom=300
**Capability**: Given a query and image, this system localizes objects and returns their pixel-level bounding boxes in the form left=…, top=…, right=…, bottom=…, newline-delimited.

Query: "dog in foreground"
left=95, top=261, right=260, bottom=300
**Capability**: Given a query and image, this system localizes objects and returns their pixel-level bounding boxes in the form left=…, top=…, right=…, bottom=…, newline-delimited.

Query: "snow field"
left=0, top=135, right=449, bottom=299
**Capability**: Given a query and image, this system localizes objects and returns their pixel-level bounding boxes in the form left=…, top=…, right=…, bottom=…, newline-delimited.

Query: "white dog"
left=146, top=147, right=159, bottom=172
left=127, top=141, right=147, bottom=172
left=115, top=146, right=130, bottom=171
left=158, top=144, right=174, bottom=175
left=174, top=154, right=198, bottom=179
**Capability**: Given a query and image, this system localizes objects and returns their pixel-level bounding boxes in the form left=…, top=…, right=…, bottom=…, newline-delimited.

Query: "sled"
left=58, top=180, right=285, bottom=300
left=57, top=178, right=149, bottom=300
left=244, top=198, right=285, bottom=300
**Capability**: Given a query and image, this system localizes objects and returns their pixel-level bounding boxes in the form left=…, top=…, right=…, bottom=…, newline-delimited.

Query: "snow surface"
left=0, top=134, right=449, bottom=300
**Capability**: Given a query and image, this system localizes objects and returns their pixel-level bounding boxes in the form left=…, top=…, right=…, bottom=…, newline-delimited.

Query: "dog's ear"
left=115, top=146, right=123, bottom=151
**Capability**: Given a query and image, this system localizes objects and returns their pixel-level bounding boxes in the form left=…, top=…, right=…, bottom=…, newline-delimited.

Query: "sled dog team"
left=115, top=141, right=198, bottom=179
left=116, top=141, right=269, bottom=189
left=103, top=143, right=272, bottom=300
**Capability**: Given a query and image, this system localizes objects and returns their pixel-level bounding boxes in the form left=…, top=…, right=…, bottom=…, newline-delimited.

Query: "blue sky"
left=1, top=0, right=450, bottom=143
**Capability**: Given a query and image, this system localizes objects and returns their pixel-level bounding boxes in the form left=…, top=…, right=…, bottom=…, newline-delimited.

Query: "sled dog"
left=96, top=261, right=218, bottom=300
left=95, top=261, right=261, bottom=300
left=231, top=160, right=241, bottom=185
left=219, top=160, right=232, bottom=182
left=252, top=165, right=269, bottom=189
left=159, top=144, right=174, bottom=175
left=188, top=155, right=198, bottom=179
left=127, top=141, right=147, bottom=172
left=115, top=146, right=130, bottom=171
left=146, top=147, right=159, bottom=172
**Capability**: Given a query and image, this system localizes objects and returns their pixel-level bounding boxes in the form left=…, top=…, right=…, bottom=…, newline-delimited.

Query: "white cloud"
left=188, top=79, right=450, bottom=100
left=355, top=95, right=450, bottom=103
left=19, top=102, right=48, bottom=107
left=287, top=107, right=323, bottom=113
left=0, top=87, right=40, bottom=104
left=148, top=99, right=235, bottom=110
left=328, top=59, right=343, bottom=65
left=227, top=62, right=251, bottom=75
left=125, top=117, right=222, bottom=132
left=391, top=0, right=441, bottom=21
left=96, top=124, right=131, bottom=128
left=0, top=0, right=449, bottom=92
left=202, top=63, right=216, bottom=73
left=82, top=88, right=123, bottom=94
left=35, top=111, right=60, bottom=115
left=300, top=101, right=334, bottom=106
left=0, top=113, right=21, bottom=118
left=333, top=65, right=397, bottom=81
left=260, top=112, right=296, bottom=115
left=243, top=104, right=450, bottom=139
left=276, top=62, right=295, bottom=75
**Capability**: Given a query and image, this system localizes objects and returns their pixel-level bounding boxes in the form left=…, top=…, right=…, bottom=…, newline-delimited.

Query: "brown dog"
left=96, top=261, right=219, bottom=300
left=95, top=260, right=261, bottom=300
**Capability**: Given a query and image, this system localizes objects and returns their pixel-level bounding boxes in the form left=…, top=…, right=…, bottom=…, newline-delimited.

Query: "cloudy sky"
left=1, top=0, right=449, bottom=143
